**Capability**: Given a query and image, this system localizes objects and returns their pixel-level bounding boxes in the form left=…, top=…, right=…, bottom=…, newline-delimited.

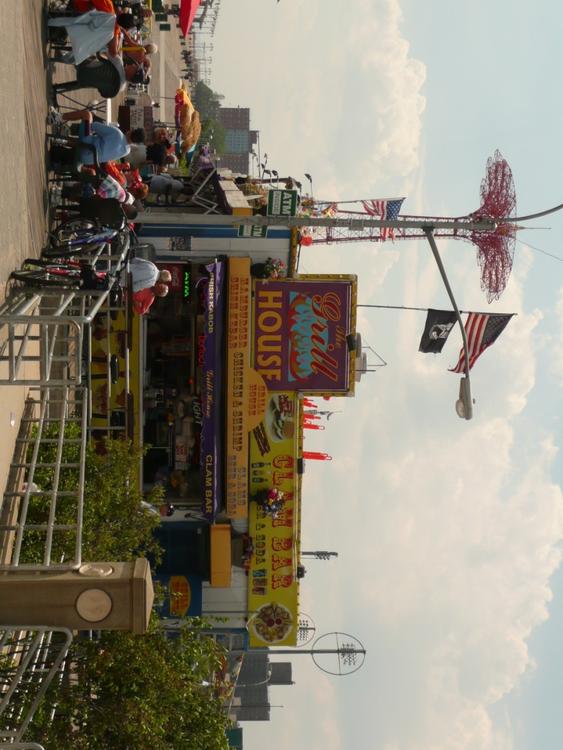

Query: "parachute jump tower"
left=305, top=151, right=517, bottom=302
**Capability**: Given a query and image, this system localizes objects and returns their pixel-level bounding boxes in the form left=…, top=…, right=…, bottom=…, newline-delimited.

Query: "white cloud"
left=551, top=285, right=563, bottom=383
left=293, top=240, right=562, bottom=750
left=213, top=0, right=426, bottom=201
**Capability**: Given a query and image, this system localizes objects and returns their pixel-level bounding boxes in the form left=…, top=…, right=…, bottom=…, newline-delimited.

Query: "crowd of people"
left=49, top=0, right=157, bottom=97
left=41, top=0, right=220, bottom=314
left=45, top=0, right=205, bottom=314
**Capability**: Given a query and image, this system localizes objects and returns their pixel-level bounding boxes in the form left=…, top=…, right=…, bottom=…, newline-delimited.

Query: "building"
left=133, top=189, right=362, bottom=660
left=217, top=107, right=257, bottom=174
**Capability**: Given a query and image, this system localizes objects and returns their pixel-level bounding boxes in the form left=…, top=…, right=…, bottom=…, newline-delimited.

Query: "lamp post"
left=232, top=632, right=366, bottom=677
left=235, top=666, right=273, bottom=689
left=304, top=172, right=313, bottom=198
left=424, top=228, right=473, bottom=420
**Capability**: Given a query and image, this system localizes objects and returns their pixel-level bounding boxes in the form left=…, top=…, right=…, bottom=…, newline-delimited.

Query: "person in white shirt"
left=147, top=174, right=186, bottom=204
left=128, top=257, right=171, bottom=292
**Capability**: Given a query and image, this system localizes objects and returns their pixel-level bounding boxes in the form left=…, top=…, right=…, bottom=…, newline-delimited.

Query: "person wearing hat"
left=128, top=258, right=172, bottom=315
left=48, top=108, right=130, bottom=167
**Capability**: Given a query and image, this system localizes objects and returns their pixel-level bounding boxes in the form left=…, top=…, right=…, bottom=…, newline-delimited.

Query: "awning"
left=200, top=260, right=226, bottom=520
left=210, top=524, right=232, bottom=587
left=179, top=0, right=202, bottom=36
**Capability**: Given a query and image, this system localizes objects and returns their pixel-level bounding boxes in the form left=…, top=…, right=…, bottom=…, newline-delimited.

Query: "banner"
left=200, top=260, right=226, bottom=520
left=248, top=392, right=300, bottom=647
left=253, top=277, right=355, bottom=393
left=225, top=258, right=251, bottom=518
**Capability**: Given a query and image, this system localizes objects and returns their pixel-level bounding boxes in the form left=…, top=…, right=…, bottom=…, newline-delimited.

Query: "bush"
left=22, top=426, right=162, bottom=565
left=32, top=618, right=231, bottom=750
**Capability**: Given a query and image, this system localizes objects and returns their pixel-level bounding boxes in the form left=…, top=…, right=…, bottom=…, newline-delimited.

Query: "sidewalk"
left=0, top=1, right=46, bottom=507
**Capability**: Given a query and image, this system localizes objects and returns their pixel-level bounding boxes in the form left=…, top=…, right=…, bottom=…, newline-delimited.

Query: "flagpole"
left=357, top=304, right=517, bottom=316
left=313, top=198, right=405, bottom=206
left=136, top=212, right=498, bottom=234
left=424, top=228, right=473, bottom=420
left=358, top=304, right=429, bottom=312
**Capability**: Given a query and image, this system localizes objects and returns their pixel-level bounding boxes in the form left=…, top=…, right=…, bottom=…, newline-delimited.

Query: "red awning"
left=179, top=0, right=202, bottom=36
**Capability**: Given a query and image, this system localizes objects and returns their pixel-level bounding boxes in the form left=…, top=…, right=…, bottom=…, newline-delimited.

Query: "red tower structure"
left=304, top=151, right=517, bottom=302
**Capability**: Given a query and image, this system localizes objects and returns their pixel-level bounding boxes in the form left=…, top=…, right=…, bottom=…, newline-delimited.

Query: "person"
left=129, top=257, right=171, bottom=293
left=48, top=4, right=117, bottom=66
left=146, top=174, right=186, bottom=204
left=116, top=8, right=153, bottom=32
left=122, top=42, right=157, bottom=83
left=128, top=254, right=172, bottom=315
left=127, top=141, right=168, bottom=171
left=48, top=108, right=130, bottom=167
left=57, top=196, right=137, bottom=228
left=132, top=281, right=168, bottom=315
left=57, top=172, right=129, bottom=203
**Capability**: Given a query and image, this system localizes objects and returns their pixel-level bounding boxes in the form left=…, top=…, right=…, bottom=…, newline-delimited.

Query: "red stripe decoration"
left=450, top=312, right=513, bottom=373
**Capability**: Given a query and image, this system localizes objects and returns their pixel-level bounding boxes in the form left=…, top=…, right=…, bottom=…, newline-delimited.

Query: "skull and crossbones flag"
left=418, top=309, right=457, bottom=353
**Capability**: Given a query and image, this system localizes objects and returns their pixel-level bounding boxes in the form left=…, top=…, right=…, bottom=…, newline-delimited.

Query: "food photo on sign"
left=247, top=391, right=301, bottom=647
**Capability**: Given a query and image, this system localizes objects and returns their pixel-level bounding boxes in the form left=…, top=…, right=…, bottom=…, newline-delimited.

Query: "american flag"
left=449, top=312, right=513, bottom=373
left=361, top=198, right=405, bottom=240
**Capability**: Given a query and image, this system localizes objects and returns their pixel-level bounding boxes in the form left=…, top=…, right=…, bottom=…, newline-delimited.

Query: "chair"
left=181, top=167, right=219, bottom=213
left=52, top=57, right=125, bottom=102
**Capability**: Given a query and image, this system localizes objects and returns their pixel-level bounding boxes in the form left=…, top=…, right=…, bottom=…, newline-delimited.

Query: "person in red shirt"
left=71, top=0, right=114, bottom=13
left=132, top=281, right=169, bottom=315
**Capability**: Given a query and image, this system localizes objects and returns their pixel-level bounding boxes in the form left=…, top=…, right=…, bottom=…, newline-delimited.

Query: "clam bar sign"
left=253, top=276, right=356, bottom=393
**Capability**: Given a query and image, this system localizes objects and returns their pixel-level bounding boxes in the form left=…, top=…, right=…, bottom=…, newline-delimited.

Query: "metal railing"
left=0, top=288, right=110, bottom=387
left=0, top=230, right=131, bottom=388
left=0, top=384, right=88, bottom=572
left=0, top=627, right=72, bottom=747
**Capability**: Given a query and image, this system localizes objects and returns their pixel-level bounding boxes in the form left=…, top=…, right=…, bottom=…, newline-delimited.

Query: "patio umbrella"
left=179, top=0, right=202, bottom=36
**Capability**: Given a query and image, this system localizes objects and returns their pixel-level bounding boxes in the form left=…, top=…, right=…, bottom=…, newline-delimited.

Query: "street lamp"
left=235, top=666, right=272, bottom=689
left=424, top=228, right=473, bottom=420
left=304, top=172, right=313, bottom=197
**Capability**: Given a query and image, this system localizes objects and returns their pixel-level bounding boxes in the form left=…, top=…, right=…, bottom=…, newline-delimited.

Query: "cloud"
left=214, top=0, right=426, bottom=202
left=551, top=285, right=563, bottom=383
left=293, top=238, right=562, bottom=750
left=214, top=5, right=562, bottom=750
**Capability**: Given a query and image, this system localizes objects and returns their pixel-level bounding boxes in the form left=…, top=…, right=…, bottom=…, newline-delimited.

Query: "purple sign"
left=253, top=279, right=353, bottom=392
left=200, top=261, right=226, bottom=519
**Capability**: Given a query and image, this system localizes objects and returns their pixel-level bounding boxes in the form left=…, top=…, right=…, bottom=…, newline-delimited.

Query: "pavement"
left=0, top=2, right=186, bottom=500
left=0, top=1, right=48, bottom=498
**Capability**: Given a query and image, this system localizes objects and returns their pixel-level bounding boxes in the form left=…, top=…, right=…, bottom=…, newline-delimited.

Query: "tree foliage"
left=22, top=426, right=163, bottom=565
left=193, top=80, right=223, bottom=121
left=32, top=619, right=231, bottom=750
left=200, top=117, right=226, bottom=154
left=23, top=431, right=231, bottom=749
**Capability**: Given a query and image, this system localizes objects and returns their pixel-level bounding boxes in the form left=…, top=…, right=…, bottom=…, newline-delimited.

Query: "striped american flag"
left=361, top=198, right=405, bottom=240
left=450, top=312, right=513, bottom=373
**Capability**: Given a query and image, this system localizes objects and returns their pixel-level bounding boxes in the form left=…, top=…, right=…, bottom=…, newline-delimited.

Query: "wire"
left=517, top=237, right=563, bottom=262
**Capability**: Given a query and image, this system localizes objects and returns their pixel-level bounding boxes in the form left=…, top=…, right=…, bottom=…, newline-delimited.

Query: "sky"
left=211, top=1, right=563, bottom=748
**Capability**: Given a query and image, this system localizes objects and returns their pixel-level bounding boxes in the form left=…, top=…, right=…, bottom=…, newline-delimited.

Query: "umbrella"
left=179, top=0, right=202, bottom=36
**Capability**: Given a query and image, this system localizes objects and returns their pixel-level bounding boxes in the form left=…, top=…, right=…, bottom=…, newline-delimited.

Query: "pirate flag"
left=418, top=309, right=457, bottom=354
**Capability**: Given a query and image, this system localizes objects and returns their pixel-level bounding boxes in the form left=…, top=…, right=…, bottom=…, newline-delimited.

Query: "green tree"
left=32, top=619, right=231, bottom=750
left=22, top=432, right=233, bottom=749
left=200, top=117, right=226, bottom=154
left=193, top=80, right=223, bottom=121
left=21, top=427, right=163, bottom=565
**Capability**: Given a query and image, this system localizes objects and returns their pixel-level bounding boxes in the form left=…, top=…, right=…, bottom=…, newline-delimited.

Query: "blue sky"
left=211, top=1, right=563, bottom=748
